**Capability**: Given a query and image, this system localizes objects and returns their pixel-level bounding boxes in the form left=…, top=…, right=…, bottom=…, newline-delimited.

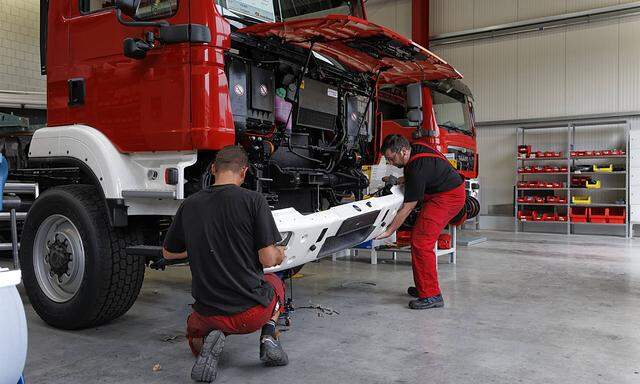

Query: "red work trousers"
left=186, top=273, right=285, bottom=356
left=411, top=183, right=466, bottom=298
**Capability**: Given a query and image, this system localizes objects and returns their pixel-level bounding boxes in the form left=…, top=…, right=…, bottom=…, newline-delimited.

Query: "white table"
left=339, top=225, right=457, bottom=266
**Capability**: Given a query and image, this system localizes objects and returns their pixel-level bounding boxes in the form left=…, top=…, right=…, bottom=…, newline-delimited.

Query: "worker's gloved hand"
left=384, top=175, right=399, bottom=187
left=149, top=257, right=169, bottom=270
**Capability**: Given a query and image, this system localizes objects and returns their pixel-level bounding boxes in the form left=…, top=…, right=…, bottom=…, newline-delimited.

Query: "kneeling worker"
left=162, top=145, right=288, bottom=382
left=377, top=134, right=465, bottom=310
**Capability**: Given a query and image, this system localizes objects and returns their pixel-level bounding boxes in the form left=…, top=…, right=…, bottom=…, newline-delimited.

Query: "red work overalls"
left=407, top=143, right=466, bottom=298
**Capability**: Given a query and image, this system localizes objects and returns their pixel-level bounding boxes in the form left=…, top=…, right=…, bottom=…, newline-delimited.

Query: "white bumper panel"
left=29, top=125, right=197, bottom=215
left=267, top=186, right=404, bottom=272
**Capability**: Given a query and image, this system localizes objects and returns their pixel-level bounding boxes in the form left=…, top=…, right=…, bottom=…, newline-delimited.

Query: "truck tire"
left=19, top=185, right=145, bottom=329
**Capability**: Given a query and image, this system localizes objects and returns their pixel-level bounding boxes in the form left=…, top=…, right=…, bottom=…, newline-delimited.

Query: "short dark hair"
left=214, top=145, right=248, bottom=173
left=381, top=134, right=410, bottom=154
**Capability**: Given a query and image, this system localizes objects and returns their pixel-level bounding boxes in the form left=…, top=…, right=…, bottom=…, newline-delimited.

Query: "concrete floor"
left=14, top=230, right=640, bottom=384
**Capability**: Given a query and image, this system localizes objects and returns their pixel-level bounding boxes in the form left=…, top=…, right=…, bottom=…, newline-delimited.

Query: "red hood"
left=238, top=15, right=461, bottom=85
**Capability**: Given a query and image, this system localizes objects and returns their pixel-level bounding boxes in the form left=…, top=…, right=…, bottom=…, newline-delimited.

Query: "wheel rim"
left=33, top=214, right=86, bottom=303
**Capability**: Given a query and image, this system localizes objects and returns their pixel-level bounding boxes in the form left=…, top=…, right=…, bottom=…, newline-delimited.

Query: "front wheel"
left=19, top=185, right=145, bottom=329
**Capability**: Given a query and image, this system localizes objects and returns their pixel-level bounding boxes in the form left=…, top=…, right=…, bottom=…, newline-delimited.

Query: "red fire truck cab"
left=3, top=0, right=474, bottom=329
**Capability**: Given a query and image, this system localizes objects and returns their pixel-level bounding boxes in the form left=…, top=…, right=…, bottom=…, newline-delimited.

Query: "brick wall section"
left=0, top=0, right=46, bottom=92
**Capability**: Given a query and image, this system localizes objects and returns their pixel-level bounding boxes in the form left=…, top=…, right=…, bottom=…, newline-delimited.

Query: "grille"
left=297, top=108, right=337, bottom=131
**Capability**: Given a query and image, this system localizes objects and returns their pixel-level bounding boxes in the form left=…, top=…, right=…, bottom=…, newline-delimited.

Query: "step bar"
left=2, top=181, right=39, bottom=269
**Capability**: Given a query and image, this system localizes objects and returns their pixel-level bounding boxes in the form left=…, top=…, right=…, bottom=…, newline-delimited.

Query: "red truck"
left=378, top=79, right=481, bottom=229
left=1, top=0, right=476, bottom=329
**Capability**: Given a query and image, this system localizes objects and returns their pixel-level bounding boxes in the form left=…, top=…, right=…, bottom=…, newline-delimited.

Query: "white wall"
left=429, top=0, right=640, bottom=230
left=430, top=1, right=640, bottom=122
left=0, top=0, right=45, bottom=93
left=365, top=0, right=413, bottom=39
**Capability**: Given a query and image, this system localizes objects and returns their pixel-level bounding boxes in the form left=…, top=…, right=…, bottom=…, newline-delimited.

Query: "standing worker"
left=161, top=145, right=289, bottom=383
left=377, top=134, right=466, bottom=310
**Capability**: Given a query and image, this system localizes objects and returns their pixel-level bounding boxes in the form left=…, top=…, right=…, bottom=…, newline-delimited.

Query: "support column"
left=412, top=0, right=429, bottom=47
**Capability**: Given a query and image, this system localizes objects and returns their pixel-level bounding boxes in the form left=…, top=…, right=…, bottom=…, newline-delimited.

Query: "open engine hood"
left=238, top=15, right=462, bottom=85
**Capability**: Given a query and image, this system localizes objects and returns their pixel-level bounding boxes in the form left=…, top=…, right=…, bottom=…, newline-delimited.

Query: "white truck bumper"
left=266, top=186, right=404, bottom=273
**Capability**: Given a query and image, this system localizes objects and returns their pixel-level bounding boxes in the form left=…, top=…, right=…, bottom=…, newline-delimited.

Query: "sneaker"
left=191, top=330, right=225, bottom=382
left=260, top=335, right=289, bottom=367
left=408, top=294, right=444, bottom=310
left=407, top=286, right=419, bottom=298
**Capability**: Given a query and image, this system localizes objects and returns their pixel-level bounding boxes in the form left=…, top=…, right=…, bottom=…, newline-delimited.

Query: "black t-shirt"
left=163, top=184, right=282, bottom=316
left=403, top=144, right=464, bottom=202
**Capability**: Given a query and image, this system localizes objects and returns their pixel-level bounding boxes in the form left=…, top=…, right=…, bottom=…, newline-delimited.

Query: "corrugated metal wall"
left=428, top=1, right=640, bottom=230
left=431, top=15, right=640, bottom=121
left=366, top=0, right=413, bottom=39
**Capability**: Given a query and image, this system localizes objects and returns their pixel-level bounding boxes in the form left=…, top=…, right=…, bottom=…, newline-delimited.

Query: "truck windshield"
left=216, top=0, right=362, bottom=23
left=278, top=0, right=361, bottom=20
left=431, top=89, right=472, bottom=135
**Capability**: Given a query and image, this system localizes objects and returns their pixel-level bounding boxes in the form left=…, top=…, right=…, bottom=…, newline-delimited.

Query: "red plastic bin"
left=589, top=208, right=607, bottom=223
left=607, top=207, right=626, bottom=224
left=518, top=145, right=531, bottom=155
left=518, top=210, right=533, bottom=220
left=438, top=234, right=452, bottom=249
left=570, top=207, right=588, bottom=222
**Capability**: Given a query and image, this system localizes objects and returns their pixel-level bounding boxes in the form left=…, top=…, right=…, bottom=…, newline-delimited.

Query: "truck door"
left=65, top=0, right=192, bottom=152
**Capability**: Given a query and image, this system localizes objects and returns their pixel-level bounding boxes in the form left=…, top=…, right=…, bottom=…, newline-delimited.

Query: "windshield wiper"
left=438, top=122, right=472, bottom=136
left=222, top=14, right=259, bottom=26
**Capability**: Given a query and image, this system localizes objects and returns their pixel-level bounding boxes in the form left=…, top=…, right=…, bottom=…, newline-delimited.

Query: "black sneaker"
left=409, top=294, right=444, bottom=310
left=407, top=286, right=419, bottom=297
left=191, top=330, right=225, bottom=382
left=260, top=335, right=289, bottom=367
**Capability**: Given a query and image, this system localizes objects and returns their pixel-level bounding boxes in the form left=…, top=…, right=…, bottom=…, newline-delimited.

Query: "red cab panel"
left=239, top=15, right=461, bottom=85
left=46, top=1, right=236, bottom=153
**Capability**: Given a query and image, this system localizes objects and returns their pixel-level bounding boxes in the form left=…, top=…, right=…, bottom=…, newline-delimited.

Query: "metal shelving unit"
left=515, top=120, right=630, bottom=237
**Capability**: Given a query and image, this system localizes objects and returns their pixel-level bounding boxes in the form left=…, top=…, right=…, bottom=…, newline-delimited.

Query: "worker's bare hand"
left=383, top=176, right=404, bottom=185
left=376, top=229, right=393, bottom=240
left=276, top=246, right=286, bottom=264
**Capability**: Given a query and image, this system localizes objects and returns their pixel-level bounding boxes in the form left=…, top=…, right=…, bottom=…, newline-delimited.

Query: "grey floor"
left=14, top=230, right=640, bottom=384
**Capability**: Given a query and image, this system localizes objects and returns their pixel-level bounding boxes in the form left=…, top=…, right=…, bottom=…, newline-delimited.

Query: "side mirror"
left=406, top=82, right=422, bottom=109
left=407, top=109, right=423, bottom=124
left=115, top=0, right=141, bottom=19
left=406, top=82, right=423, bottom=125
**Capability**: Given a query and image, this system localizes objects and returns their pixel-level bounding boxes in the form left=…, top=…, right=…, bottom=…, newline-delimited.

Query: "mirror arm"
left=116, top=9, right=169, bottom=28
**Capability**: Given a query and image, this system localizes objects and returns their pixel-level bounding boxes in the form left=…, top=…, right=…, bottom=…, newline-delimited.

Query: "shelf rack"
left=515, top=120, right=630, bottom=237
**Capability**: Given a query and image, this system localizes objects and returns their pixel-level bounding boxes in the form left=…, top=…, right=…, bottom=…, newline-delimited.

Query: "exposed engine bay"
left=221, top=32, right=377, bottom=212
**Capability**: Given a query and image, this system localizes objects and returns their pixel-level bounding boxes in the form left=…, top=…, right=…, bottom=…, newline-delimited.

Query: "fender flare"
left=28, top=125, right=197, bottom=218
left=27, top=156, right=128, bottom=227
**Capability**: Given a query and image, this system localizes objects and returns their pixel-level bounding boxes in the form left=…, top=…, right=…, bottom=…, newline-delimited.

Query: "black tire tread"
left=21, top=184, right=145, bottom=329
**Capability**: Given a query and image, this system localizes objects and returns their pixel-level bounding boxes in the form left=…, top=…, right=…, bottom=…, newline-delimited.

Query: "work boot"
left=407, top=286, right=419, bottom=297
left=191, top=330, right=225, bottom=382
left=260, top=335, right=289, bottom=367
left=409, top=294, right=445, bottom=310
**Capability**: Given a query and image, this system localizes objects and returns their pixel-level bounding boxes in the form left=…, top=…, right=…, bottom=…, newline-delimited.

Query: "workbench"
left=337, top=225, right=457, bottom=266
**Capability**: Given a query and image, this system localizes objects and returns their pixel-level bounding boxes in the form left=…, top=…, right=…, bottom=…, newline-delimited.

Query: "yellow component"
left=586, top=180, right=601, bottom=189
left=593, top=164, right=613, bottom=173
left=572, top=195, right=592, bottom=204
left=448, top=159, right=458, bottom=168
